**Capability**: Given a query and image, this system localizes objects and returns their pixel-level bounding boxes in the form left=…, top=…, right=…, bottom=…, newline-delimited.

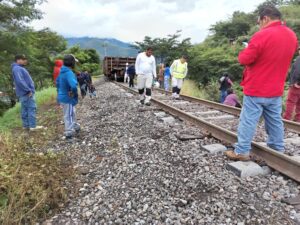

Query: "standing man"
left=11, top=54, right=43, bottom=131
left=283, top=47, right=300, bottom=122
left=135, top=47, right=157, bottom=106
left=170, top=55, right=188, bottom=100
left=219, top=73, right=233, bottom=103
left=127, top=64, right=136, bottom=88
left=225, top=6, right=298, bottom=161
left=56, top=54, right=81, bottom=139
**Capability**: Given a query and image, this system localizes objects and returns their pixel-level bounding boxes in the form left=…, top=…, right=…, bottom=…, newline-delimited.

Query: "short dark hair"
left=166, top=63, right=170, bottom=67
left=15, top=54, right=27, bottom=61
left=259, top=5, right=281, bottom=20
left=227, top=88, right=233, bottom=95
left=146, top=47, right=153, bottom=51
left=181, top=55, right=188, bottom=60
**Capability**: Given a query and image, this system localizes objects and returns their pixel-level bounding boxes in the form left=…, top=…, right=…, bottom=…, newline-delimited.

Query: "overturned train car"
left=103, top=57, right=136, bottom=81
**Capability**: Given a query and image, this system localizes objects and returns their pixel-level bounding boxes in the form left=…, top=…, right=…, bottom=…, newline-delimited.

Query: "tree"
left=0, top=0, right=66, bottom=106
left=134, top=31, right=192, bottom=64
left=61, top=45, right=101, bottom=74
left=0, top=0, right=44, bottom=27
left=210, top=11, right=256, bottom=41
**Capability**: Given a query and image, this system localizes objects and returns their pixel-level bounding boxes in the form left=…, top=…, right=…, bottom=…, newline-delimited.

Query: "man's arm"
left=238, top=34, right=262, bottom=66
left=152, top=57, right=157, bottom=78
left=170, top=60, right=176, bottom=76
left=184, top=63, right=188, bottom=78
left=227, top=78, right=233, bottom=86
left=135, top=54, right=141, bottom=75
left=13, top=69, right=32, bottom=95
left=67, top=73, right=78, bottom=96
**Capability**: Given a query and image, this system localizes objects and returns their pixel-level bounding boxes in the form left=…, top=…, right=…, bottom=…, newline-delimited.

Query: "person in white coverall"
left=135, top=47, right=157, bottom=106
left=170, top=55, right=188, bottom=99
left=124, top=62, right=129, bottom=83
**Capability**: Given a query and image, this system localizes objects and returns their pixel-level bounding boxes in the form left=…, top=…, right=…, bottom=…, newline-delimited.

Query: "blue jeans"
left=235, top=96, right=284, bottom=155
left=164, top=77, right=170, bottom=91
left=220, top=90, right=227, bottom=103
left=19, top=94, right=37, bottom=128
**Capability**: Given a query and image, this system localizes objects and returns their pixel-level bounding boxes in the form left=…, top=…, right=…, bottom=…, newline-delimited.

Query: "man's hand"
left=27, top=92, right=33, bottom=97
left=294, top=83, right=300, bottom=88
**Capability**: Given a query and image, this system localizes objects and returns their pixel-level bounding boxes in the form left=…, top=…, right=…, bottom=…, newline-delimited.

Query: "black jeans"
left=129, top=77, right=134, bottom=87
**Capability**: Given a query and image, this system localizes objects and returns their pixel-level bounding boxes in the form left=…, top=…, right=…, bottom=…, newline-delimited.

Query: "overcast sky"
left=31, top=0, right=265, bottom=43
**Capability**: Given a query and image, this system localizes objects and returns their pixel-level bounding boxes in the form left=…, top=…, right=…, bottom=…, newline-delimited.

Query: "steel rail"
left=114, top=82, right=300, bottom=182
left=155, top=88, right=300, bottom=134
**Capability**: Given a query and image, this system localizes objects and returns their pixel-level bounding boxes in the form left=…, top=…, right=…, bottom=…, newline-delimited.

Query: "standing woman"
left=158, top=64, right=164, bottom=89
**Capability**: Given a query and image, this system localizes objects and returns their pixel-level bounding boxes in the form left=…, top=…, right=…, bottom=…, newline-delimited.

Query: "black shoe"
left=140, top=99, right=145, bottom=105
left=65, top=135, right=73, bottom=140
left=145, top=102, right=151, bottom=106
left=75, top=128, right=81, bottom=134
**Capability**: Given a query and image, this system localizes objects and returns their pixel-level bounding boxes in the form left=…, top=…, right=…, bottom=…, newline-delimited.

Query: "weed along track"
left=45, top=79, right=300, bottom=224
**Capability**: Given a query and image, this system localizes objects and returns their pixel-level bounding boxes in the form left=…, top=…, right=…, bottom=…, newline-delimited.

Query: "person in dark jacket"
left=56, top=54, right=80, bottom=139
left=77, top=71, right=88, bottom=99
left=219, top=73, right=233, bottom=103
left=283, top=48, right=300, bottom=122
left=127, top=64, right=136, bottom=88
left=11, top=54, right=43, bottom=131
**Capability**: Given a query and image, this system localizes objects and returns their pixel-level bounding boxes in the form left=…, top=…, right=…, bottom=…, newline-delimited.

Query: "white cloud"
left=31, top=0, right=265, bottom=43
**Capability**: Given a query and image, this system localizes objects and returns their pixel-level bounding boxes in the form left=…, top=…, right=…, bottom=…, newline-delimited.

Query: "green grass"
left=181, top=80, right=208, bottom=99
left=0, top=87, right=57, bottom=132
left=0, top=86, right=73, bottom=224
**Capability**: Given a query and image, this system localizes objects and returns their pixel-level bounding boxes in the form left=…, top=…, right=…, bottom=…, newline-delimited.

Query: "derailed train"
left=103, top=56, right=136, bottom=81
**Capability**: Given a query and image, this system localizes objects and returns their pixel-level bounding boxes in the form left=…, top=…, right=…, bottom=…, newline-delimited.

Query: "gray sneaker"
left=29, top=126, right=44, bottom=131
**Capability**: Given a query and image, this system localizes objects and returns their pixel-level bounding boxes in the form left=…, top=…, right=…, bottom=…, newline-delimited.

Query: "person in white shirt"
left=135, top=47, right=157, bottom=106
left=124, top=62, right=129, bottom=83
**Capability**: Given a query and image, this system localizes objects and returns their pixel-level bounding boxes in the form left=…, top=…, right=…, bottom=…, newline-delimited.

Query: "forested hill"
left=66, top=37, right=138, bottom=58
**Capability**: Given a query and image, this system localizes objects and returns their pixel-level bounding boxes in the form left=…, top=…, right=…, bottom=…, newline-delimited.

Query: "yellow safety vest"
left=172, top=60, right=187, bottom=79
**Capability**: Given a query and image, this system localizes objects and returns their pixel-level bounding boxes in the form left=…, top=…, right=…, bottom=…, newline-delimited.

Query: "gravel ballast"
left=43, top=79, right=300, bottom=225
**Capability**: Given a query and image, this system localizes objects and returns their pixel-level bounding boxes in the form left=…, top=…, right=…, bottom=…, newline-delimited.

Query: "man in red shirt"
left=225, top=6, right=298, bottom=161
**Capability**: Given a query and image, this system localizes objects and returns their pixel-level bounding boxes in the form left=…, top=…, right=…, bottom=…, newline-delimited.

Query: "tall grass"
left=0, top=87, right=57, bottom=132
left=0, top=86, right=73, bottom=224
left=181, top=80, right=208, bottom=99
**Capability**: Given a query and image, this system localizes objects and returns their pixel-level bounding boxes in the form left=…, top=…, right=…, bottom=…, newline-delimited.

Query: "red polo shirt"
left=239, top=21, right=298, bottom=97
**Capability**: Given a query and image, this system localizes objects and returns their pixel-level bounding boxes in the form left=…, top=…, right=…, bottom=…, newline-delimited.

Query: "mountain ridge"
left=66, top=37, right=139, bottom=58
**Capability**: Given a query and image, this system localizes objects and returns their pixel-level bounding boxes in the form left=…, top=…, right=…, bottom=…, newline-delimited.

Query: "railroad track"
left=155, top=88, right=300, bottom=134
left=113, top=82, right=300, bottom=183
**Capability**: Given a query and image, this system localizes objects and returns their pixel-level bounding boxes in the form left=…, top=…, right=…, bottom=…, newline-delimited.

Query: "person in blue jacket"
left=56, top=54, right=80, bottom=139
left=11, top=54, right=43, bottom=131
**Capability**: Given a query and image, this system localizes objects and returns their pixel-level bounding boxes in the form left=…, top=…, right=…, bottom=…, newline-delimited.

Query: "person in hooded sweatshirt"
left=56, top=54, right=80, bottom=139
left=11, top=54, right=44, bottom=131
left=53, top=59, right=63, bottom=84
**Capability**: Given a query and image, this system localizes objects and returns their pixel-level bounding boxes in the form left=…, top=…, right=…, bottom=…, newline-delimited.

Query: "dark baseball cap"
left=15, top=54, right=27, bottom=61
left=63, top=54, right=79, bottom=68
